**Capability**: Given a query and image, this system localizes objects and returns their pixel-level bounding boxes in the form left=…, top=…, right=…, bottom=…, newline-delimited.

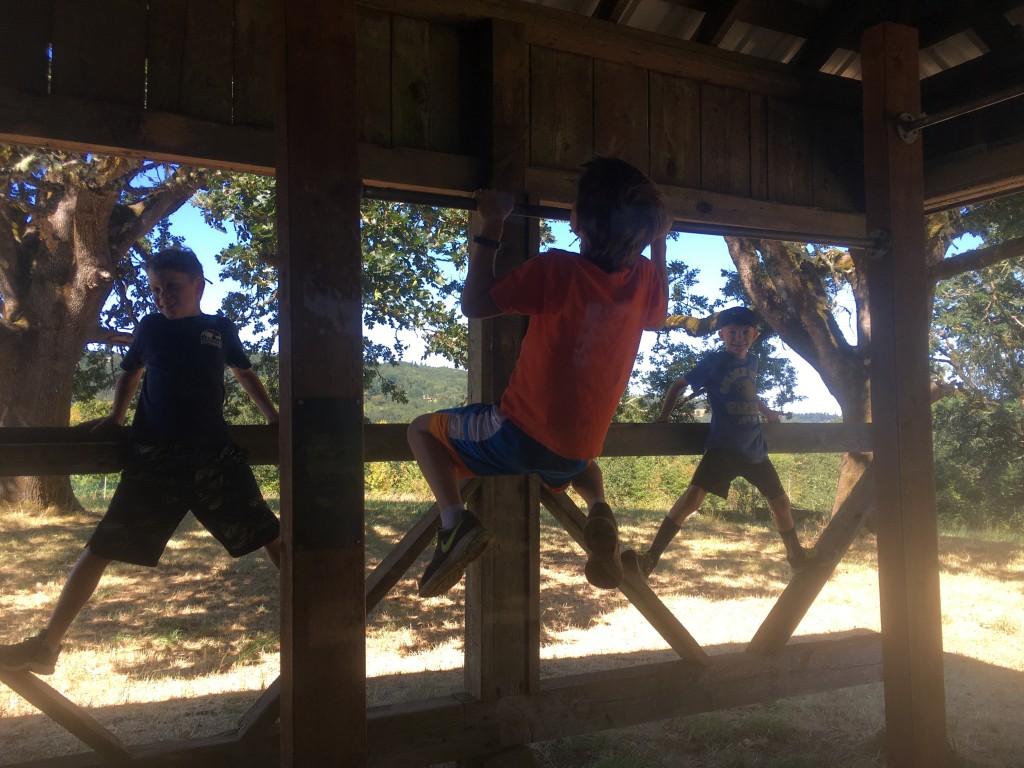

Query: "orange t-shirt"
left=489, top=248, right=665, bottom=460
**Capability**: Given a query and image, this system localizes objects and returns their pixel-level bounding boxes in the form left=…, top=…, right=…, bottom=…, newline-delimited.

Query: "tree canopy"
left=0, top=146, right=204, bottom=510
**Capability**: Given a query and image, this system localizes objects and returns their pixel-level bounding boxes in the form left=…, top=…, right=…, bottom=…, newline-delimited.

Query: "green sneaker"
left=621, top=549, right=656, bottom=581
left=418, top=511, right=495, bottom=598
left=583, top=502, right=623, bottom=589
left=0, top=631, right=61, bottom=675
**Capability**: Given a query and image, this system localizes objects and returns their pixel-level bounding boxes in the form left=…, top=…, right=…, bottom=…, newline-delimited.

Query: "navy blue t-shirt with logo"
left=121, top=313, right=252, bottom=446
left=683, top=349, right=768, bottom=463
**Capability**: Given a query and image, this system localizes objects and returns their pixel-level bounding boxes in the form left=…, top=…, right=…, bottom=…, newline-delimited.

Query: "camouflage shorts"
left=88, top=442, right=279, bottom=567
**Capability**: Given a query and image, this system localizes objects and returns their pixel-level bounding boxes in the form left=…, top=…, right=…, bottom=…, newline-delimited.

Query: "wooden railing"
left=0, top=422, right=871, bottom=476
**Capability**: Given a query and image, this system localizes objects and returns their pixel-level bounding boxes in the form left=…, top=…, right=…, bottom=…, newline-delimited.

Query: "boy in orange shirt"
left=408, top=156, right=670, bottom=597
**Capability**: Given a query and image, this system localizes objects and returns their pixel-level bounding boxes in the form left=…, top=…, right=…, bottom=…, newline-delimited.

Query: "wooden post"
left=276, top=0, right=366, bottom=765
left=861, top=22, right=947, bottom=768
left=463, top=19, right=540, bottom=766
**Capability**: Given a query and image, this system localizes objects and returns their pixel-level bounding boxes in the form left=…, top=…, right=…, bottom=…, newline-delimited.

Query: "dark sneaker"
left=0, top=631, right=61, bottom=675
left=583, top=502, right=623, bottom=589
left=418, top=511, right=495, bottom=598
left=621, top=549, right=656, bottom=581
left=787, top=544, right=819, bottom=571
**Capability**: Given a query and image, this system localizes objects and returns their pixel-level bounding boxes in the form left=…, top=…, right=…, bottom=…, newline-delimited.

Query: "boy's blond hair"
left=574, top=156, right=669, bottom=273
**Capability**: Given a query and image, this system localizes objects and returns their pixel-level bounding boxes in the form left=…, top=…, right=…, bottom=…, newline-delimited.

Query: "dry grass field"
left=1, top=496, right=1022, bottom=767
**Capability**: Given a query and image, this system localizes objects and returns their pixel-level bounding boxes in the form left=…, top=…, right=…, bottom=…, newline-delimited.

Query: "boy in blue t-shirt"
left=622, top=306, right=814, bottom=578
left=0, top=247, right=281, bottom=675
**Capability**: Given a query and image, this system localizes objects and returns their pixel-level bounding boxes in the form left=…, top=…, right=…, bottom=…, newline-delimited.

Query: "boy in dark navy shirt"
left=0, top=247, right=280, bottom=675
left=622, top=306, right=814, bottom=579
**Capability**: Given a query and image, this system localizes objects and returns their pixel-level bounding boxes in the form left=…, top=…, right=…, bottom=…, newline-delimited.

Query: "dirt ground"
left=1, top=502, right=1022, bottom=766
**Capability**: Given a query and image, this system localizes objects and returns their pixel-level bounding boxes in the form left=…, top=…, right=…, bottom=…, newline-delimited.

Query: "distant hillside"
left=788, top=412, right=841, bottom=423
left=366, top=362, right=468, bottom=423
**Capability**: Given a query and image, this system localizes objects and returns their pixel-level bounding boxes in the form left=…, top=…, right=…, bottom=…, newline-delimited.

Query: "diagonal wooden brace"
left=539, top=488, right=710, bottom=666
left=0, top=668, right=130, bottom=761
left=747, top=462, right=876, bottom=654
left=237, top=478, right=482, bottom=741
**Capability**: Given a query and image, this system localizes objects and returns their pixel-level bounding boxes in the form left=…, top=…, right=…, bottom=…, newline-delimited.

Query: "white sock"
left=440, top=504, right=464, bottom=529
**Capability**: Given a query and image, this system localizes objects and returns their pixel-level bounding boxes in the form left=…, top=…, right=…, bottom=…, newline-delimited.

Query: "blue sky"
left=168, top=204, right=843, bottom=414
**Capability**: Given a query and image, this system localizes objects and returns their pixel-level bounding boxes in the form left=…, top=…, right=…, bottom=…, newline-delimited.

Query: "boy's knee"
left=407, top=413, right=433, bottom=441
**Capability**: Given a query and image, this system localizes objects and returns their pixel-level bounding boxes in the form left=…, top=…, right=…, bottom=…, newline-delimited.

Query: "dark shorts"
left=88, top=443, right=280, bottom=567
left=691, top=446, right=786, bottom=500
left=429, top=403, right=589, bottom=492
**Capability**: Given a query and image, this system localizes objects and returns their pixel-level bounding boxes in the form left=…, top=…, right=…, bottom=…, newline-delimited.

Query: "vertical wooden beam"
left=276, top=0, right=366, bottom=765
left=860, top=22, right=947, bottom=768
left=463, top=19, right=540, bottom=765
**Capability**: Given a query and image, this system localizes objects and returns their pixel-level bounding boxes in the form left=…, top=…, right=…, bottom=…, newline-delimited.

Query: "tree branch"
left=930, top=236, right=1024, bottom=282
left=86, top=327, right=134, bottom=346
left=109, top=167, right=208, bottom=257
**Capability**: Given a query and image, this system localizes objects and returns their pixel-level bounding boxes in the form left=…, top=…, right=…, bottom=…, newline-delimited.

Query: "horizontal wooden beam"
left=923, top=135, right=1024, bottom=212
left=366, top=633, right=882, bottom=766
left=6, top=85, right=1023, bottom=220
left=2, top=634, right=881, bottom=768
left=0, top=85, right=490, bottom=189
left=528, top=167, right=870, bottom=246
left=0, top=422, right=872, bottom=476
left=0, top=86, right=275, bottom=174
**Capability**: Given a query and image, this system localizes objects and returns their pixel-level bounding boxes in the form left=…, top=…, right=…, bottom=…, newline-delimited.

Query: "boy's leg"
left=263, top=537, right=282, bottom=570
left=407, top=408, right=496, bottom=598
left=408, top=412, right=463, bottom=512
left=44, top=548, right=111, bottom=644
left=767, top=493, right=813, bottom=568
left=623, top=484, right=707, bottom=579
left=568, top=459, right=603, bottom=506
left=570, top=461, right=623, bottom=590
left=0, top=547, right=111, bottom=674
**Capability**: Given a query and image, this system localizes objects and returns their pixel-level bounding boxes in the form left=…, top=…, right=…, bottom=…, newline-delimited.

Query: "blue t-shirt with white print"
left=683, top=349, right=768, bottom=463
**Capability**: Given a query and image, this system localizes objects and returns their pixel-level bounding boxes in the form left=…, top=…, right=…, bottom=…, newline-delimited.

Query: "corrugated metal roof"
left=520, top=0, right=1024, bottom=81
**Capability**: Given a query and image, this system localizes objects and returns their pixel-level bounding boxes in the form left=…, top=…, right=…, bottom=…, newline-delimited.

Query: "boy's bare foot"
left=583, top=502, right=623, bottom=589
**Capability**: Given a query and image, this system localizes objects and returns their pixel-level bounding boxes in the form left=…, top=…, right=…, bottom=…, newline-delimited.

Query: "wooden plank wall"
left=528, top=47, right=862, bottom=212
left=0, top=3, right=862, bottom=214
left=0, top=0, right=273, bottom=129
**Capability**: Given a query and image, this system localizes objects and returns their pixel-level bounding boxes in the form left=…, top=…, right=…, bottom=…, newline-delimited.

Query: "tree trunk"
left=724, top=236, right=875, bottom=527
left=0, top=182, right=118, bottom=513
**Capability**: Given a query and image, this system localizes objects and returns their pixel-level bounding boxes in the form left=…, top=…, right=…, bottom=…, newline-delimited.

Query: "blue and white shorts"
left=429, top=403, right=589, bottom=492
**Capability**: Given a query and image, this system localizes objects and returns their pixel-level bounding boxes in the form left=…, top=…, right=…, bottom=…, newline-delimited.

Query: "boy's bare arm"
left=461, top=189, right=515, bottom=319
left=232, top=367, right=279, bottom=424
left=758, top=398, right=782, bottom=423
left=85, top=368, right=144, bottom=434
left=654, top=376, right=689, bottom=422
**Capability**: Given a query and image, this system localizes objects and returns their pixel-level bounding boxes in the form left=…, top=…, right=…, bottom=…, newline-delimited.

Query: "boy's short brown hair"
left=146, top=247, right=204, bottom=280
left=716, top=306, right=759, bottom=328
left=574, top=156, right=669, bottom=273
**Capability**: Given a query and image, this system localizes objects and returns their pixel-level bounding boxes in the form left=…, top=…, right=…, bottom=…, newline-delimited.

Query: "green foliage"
left=928, top=194, right=1024, bottom=530
left=637, top=255, right=799, bottom=421
left=932, top=395, right=1024, bottom=529
left=365, top=362, right=467, bottom=423
left=931, top=255, right=1024, bottom=402
left=193, top=173, right=472, bottom=401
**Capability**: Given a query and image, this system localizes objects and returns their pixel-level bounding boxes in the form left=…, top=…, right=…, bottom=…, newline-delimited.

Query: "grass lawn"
left=1, top=493, right=1022, bottom=766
